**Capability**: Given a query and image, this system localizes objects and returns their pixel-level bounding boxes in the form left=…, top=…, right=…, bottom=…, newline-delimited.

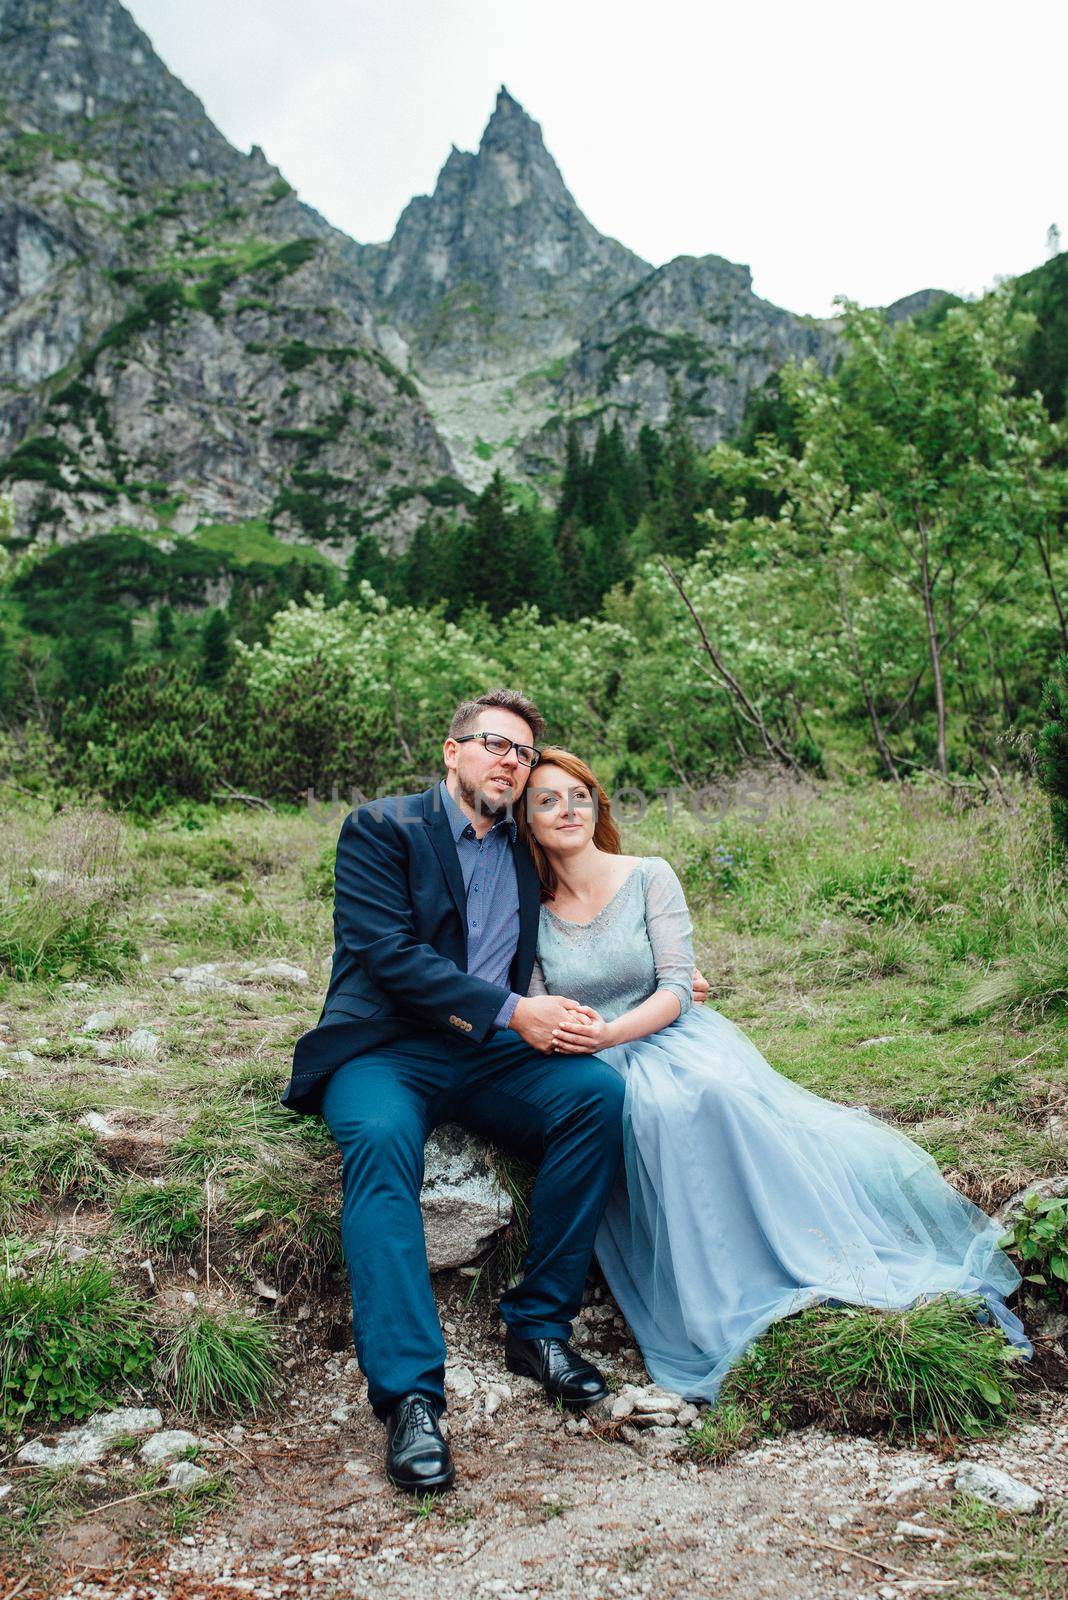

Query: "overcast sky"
left=125, top=0, right=1065, bottom=318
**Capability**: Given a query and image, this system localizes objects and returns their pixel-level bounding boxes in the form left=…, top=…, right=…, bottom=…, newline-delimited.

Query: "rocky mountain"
left=518, top=252, right=837, bottom=477
left=360, top=89, right=649, bottom=381
left=0, top=0, right=457, bottom=559
left=0, top=0, right=920, bottom=563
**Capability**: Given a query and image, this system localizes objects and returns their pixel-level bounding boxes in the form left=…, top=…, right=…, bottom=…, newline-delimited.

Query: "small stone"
left=127, top=1027, right=160, bottom=1059
left=30, top=1037, right=48, bottom=1049
left=343, top=1460, right=370, bottom=1476
left=444, top=1364, right=477, bottom=1399
left=884, top=1475, right=929, bottom=1504
left=676, top=1403, right=699, bottom=1427
left=167, top=1460, right=210, bottom=1491
left=140, top=1430, right=201, bottom=1466
left=7, top=1050, right=35, bottom=1065
left=484, top=1390, right=502, bottom=1417
left=330, top=1406, right=350, bottom=1424
left=895, top=1520, right=944, bottom=1542
left=246, top=960, right=309, bottom=986
left=282, top=1555, right=303, bottom=1569
left=954, top=1462, right=1043, bottom=1514
left=80, top=1111, right=113, bottom=1136
left=619, top=1423, right=642, bottom=1446
left=83, top=1010, right=118, bottom=1034
left=610, top=1394, right=635, bottom=1420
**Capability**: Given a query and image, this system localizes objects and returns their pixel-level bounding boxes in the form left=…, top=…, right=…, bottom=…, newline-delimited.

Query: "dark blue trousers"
left=320, top=1028, right=625, bottom=1421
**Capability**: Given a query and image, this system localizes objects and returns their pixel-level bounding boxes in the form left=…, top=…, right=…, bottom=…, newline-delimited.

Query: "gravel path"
left=20, top=1285, right=1065, bottom=1600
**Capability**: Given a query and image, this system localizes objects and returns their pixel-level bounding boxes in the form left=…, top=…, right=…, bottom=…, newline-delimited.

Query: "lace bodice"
left=528, top=856, right=695, bottom=1022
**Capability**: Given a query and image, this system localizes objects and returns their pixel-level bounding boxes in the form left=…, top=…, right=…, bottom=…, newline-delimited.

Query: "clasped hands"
left=511, top=969, right=711, bottom=1055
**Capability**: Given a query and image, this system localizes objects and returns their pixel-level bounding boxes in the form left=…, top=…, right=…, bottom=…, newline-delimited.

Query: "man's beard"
left=458, top=772, right=514, bottom=822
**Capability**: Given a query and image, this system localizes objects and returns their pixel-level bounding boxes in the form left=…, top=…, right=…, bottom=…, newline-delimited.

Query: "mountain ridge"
left=0, top=3, right=945, bottom=554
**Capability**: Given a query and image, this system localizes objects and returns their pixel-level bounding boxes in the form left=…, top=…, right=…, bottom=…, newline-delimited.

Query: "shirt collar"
left=439, top=778, right=517, bottom=844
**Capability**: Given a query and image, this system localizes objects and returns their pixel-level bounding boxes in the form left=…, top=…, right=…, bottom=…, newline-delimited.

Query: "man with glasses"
left=283, top=689, right=625, bottom=1493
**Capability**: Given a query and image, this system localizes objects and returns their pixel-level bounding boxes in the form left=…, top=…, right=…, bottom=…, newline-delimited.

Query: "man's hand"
left=511, top=995, right=587, bottom=1054
left=693, top=967, right=711, bottom=1005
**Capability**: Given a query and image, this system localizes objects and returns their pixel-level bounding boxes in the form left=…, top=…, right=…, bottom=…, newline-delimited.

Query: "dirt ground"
left=4, top=1280, right=1065, bottom=1600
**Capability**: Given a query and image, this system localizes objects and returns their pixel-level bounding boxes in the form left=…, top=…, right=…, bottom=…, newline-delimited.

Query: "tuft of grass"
left=115, top=1178, right=206, bottom=1257
left=0, top=808, right=134, bottom=982
left=687, top=1297, right=1020, bottom=1464
left=0, top=1166, right=40, bottom=1230
left=956, top=915, right=1068, bottom=1023
left=169, top=1100, right=300, bottom=1178
left=225, top=1165, right=341, bottom=1290
left=156, top=1305, right=279, bottom=1418
left=0, top=1258, right=156, bottom=1431
left=8, top=1121, right=113, bottom=1202
left=932, top=1494, right=1068, bottom=1599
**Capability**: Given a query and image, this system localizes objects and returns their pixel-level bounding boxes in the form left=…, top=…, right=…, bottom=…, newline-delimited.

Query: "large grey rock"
left=18, top=1406, right=163, bottom=1469
left=954, top=1462, right=1043, bottom=1514
left=420, top=1123, right=513, bottom=1271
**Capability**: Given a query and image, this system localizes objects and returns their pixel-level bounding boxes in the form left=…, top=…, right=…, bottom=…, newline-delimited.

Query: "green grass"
left=930, top=1494, right=1068, bottom=1598
left=190, top=519, right=335, bottom=572
left=156, top=1306, right=279, bottom=1418
left=225, top=1166, right=342, bottom=1290
left=0, top=1259, right=156, bottom=1432
left=115, top=1178, right=206, bottom=1257
left=687, top=1297, right=1021, bottom=1463
left=8, top=1121, right=114, bottom=1202
left=169, top=1100, right=300, bottom=1178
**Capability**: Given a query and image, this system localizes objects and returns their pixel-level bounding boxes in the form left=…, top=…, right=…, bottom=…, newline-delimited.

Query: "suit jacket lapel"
left=422, top=785, right=468, bottom=929
left=513, top=837, right=541, bottom=990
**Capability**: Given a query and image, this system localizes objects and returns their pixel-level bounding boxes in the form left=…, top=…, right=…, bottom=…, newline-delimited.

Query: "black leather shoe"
left=384, top=1394, right=454, bottom=1492
left=504, top=1329, right=609, bottom=1409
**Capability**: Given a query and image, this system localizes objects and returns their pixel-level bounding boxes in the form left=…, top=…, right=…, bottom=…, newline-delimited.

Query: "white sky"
left=125, top=0, right=1066, bottom=318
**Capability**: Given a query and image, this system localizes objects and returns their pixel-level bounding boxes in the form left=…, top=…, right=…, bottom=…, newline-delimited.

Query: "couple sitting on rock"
left=283, top=688, right=1029, bottom=1492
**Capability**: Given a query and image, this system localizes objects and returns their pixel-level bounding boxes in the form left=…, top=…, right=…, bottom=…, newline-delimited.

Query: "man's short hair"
left=448, top=689, right=546, bottom=745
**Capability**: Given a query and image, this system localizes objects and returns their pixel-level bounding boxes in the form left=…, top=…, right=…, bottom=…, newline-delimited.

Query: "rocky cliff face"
left=358, top=87, right=838, bottom=489
left=519, top=253, right=839, bottom=475
left=362, top=89, right=649, bottom=382
left=0, top=0, right=455, bottom=555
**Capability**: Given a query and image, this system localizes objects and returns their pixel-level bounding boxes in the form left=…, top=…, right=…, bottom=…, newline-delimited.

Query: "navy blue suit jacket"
left=282, top=785, right=543, bottom=1114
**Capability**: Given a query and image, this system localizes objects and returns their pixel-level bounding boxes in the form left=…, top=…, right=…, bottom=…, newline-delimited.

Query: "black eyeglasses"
left=454, top=731, right=541, bottom=768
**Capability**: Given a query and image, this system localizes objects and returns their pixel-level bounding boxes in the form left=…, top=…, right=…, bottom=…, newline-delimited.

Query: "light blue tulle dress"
left=531, top=856, right=1031, bottom=1401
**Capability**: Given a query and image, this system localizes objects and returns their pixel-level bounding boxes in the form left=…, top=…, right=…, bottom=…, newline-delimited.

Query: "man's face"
left=444, top=708, right=537, bottom=820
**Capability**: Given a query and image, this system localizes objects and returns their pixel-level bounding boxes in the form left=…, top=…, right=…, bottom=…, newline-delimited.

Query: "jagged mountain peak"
left=481, top=84, right=544, bottom=147
left=370, top=87, right=649, bottom=378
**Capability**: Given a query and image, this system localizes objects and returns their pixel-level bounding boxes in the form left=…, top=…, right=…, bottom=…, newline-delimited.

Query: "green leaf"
left=975, top=1378, right=1002, bottom=1406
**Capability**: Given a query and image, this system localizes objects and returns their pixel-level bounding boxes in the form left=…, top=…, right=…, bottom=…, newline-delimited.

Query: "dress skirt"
left=593, top=1007, right=1031, bottom=1400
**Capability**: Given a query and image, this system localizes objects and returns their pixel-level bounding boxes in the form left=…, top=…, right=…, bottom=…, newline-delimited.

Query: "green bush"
left=999, top=1191, right=1068, bottom=1301
left=1037, top=653, right=1068, bottom=852
left=0, top=1259, right=156, bottom=1431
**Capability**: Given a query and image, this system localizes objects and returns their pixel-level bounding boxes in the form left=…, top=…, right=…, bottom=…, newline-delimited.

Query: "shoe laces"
left=404, top=1395, right=437, bottom=1433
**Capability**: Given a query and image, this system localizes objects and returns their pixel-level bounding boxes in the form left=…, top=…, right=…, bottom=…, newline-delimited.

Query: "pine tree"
left=649, top=393, right=703, bottom=558
left=199, top=608, right=232, bottom=686
left=637, top=424, right=664, bottom=502
left=1038, top=653, right=1068, bottom=851
left=555, top=424, right=589, bottom=531
left=154, top=602, right=175, bottom=653
left=346, top=534, right=393, bottom=597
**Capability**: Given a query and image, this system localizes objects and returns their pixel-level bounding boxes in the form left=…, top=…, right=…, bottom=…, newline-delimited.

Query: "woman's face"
left=525, top=763, right=597, bottom=856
